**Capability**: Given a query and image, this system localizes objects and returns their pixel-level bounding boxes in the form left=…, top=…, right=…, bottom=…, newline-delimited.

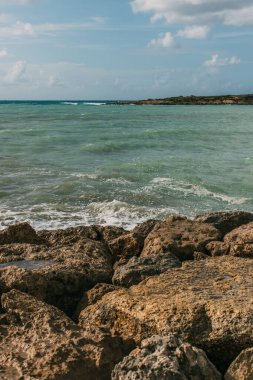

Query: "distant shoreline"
left=110, top=94, right=253, bottom=106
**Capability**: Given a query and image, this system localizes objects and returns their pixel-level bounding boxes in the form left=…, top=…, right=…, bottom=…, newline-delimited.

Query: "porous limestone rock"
left=75, top=283, right=120, bottom=320
left=0, top=289, right=124, bottom=380
left=79, top=256, right=253, bottom=372
left=225, top=347, right=253, bottom=380
left=205, top=241, right=230, bottom=257
left=0, top=238, right=113, bottom=316
left=0, top=223, right=42, bottom=245
left=141, top=216, right=221, bottom=260
left=224, top=222, right=253, bottom=257
left=112, top=334, right=221, bottom=380
left=195, top=211, right=253, bottom=237
left=112, top=253, right=181, bottom=287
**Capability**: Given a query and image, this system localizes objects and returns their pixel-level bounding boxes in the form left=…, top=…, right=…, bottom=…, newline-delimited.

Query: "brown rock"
left=79, top=257, right=253, bottom=373
left=75, top=283, right=120, bottom=320
left=0, top=238, right=113, bottom=316
left=0, top=289, right=120, bottom=380
left=109, top=233, right=144, bottom=261
left=193, top=251, right=210, bottom=260
left=225, top=347, right=253, bottom=380
left=206, top=241, right=230, bottom=257
left=141, top=216, right=221, bottom=260
left=195, top=211, right=253, bottom=237
left=224, top=222, right=253, bottom=257
left=0, top=223, right=42, bottom=245
left=112, top=334, right=221, bottom=380
left=112, top=253, right=181, bottom=287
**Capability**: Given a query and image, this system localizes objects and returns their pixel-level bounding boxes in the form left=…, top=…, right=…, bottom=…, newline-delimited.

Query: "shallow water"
left=0, top=260, right=55, bottom=270
left=1, top=101, right=253, bottom=230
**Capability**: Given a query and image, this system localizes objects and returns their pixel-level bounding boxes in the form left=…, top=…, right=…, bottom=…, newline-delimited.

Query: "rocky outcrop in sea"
left=0, top=211, right=253, bottom=379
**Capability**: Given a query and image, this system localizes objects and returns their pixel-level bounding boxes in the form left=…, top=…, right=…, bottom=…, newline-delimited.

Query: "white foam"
left=0, top=201, right=176, bottom=231
left=62, top=102, right=78, bottom=105
left=83, top=102, right=106, bottom=106
left=150, top=177, right=248, bottom=205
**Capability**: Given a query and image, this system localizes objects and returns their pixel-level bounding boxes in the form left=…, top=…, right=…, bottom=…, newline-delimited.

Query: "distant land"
left=112, top=94, right=253, bottom=106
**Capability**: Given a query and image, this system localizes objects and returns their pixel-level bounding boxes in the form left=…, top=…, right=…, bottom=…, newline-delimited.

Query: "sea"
left=1, top=100, right=253, bottom=230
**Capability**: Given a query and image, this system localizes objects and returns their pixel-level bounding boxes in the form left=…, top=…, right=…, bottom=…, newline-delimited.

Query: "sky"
left=0, top=0, right=252, bottom=100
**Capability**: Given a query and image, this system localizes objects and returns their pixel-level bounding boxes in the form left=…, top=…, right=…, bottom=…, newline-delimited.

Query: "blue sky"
left=0, top=0, right=252, bottom=99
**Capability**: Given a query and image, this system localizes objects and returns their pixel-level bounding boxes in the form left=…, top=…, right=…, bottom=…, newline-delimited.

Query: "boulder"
left=112, top=334, right=221, bottom=380
left=224, top=222, right=253, bottom=257
left=79, top=257, right=253, bottom=373
left=205, top=241, right=230, bottom=257
left=38, top=224, right=127, bottom=247
left=0, top=239, right=113, bottom=316
left=0, top=223, right=42, bottom=245
left=112, top=253, right=181, bottom=287
left=0, top=289, right=123, bottom=380
left=141, top=216, right=221, bottom=260
left=195, top=211, right=253, bottom=237
left=75, top=283, right=120, bottom=320
left=109, top=233, right=144, bottom=262
left=225, top=347, right=253, bottom=380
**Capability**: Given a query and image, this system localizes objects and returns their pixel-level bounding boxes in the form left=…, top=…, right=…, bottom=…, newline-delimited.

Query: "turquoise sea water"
left=1, top=101, right=253, bottom=230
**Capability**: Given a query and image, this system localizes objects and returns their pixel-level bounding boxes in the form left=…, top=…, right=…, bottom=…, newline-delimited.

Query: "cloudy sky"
left=0, top=0, right=252, bottom=99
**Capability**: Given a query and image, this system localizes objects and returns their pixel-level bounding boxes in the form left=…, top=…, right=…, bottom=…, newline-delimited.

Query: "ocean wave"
left=0, top=201, right=176, bottom=231
left=83, top=102, right=106, bottom=106
left=149, top=177, right=248, bottom=205
left=62, top=102, right=78, bottom=105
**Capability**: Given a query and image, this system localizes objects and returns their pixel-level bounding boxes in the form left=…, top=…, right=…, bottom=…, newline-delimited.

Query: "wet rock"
left=141, top=216, right=221, bottom=260
left=224, top=222, right=253, bottom=257
left=0, top=223, right=42, bottom=245
left=195, top=211, right=253, bottom=237
left=0, top=239, right=113, bottom=316
left=112, top=253, right=181, bottom=287
left=112, top=334, right=221, bottom=380
left=132, top=219, right=159, bottom=239
left=225, top=347, right=253, bottom=380
left=205, top=241, right=230, bottom=257
left=38, top=224, right=127, bottom=247
left=79, top=257, right=253, bottom=373
left=0, top=289, right=122, bottom=380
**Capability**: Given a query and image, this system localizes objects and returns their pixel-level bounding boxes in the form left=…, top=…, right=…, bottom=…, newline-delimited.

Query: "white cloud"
left=131, top=0, right=253, bottom=26
left=0, top=18, right=106, bottom=38
left=0, top=21, right=34, bottom=36
left=149, top=32, right=174, bottom=48
left=0, top=48, right=8, bottom=57
left=204, top=54, right=241, bottom=67
left=4, top=60, right=26, bottom=84
left=177, top=25, right=210, bottom=39
left=224, top=5, right=253, bottom=26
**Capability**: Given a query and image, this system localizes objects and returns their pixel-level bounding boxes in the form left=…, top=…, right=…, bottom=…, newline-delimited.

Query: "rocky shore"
left=0, top=211, right=253, bottom=379
left=111, top=94, right=253, bottom=106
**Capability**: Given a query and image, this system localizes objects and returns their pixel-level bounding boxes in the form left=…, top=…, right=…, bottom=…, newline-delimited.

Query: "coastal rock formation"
left=108, top=220, right=158, bottom=261
left=0, top=239, right=113, bottom=316
left=74, top=283, right=121, bottom=320
left=112, top=335, right=221, bottom=380
left=195, top=211, right=253, bottom=237
left=224, top=222, right=253, bottom=257
left=0, top=289, right=120, bottom=380
left=113, top=94, right=253, bottom=106
left=79, top=256, right=253, bottom=372
left=225, top=348, right=253, bottom=380
left=112, top=253, right=181, bottom=287
left=1, top=213, right=253, bottom=378
left=0, top=222, right=42, bottom=245
left=141, top=216, right=221, bottom=260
